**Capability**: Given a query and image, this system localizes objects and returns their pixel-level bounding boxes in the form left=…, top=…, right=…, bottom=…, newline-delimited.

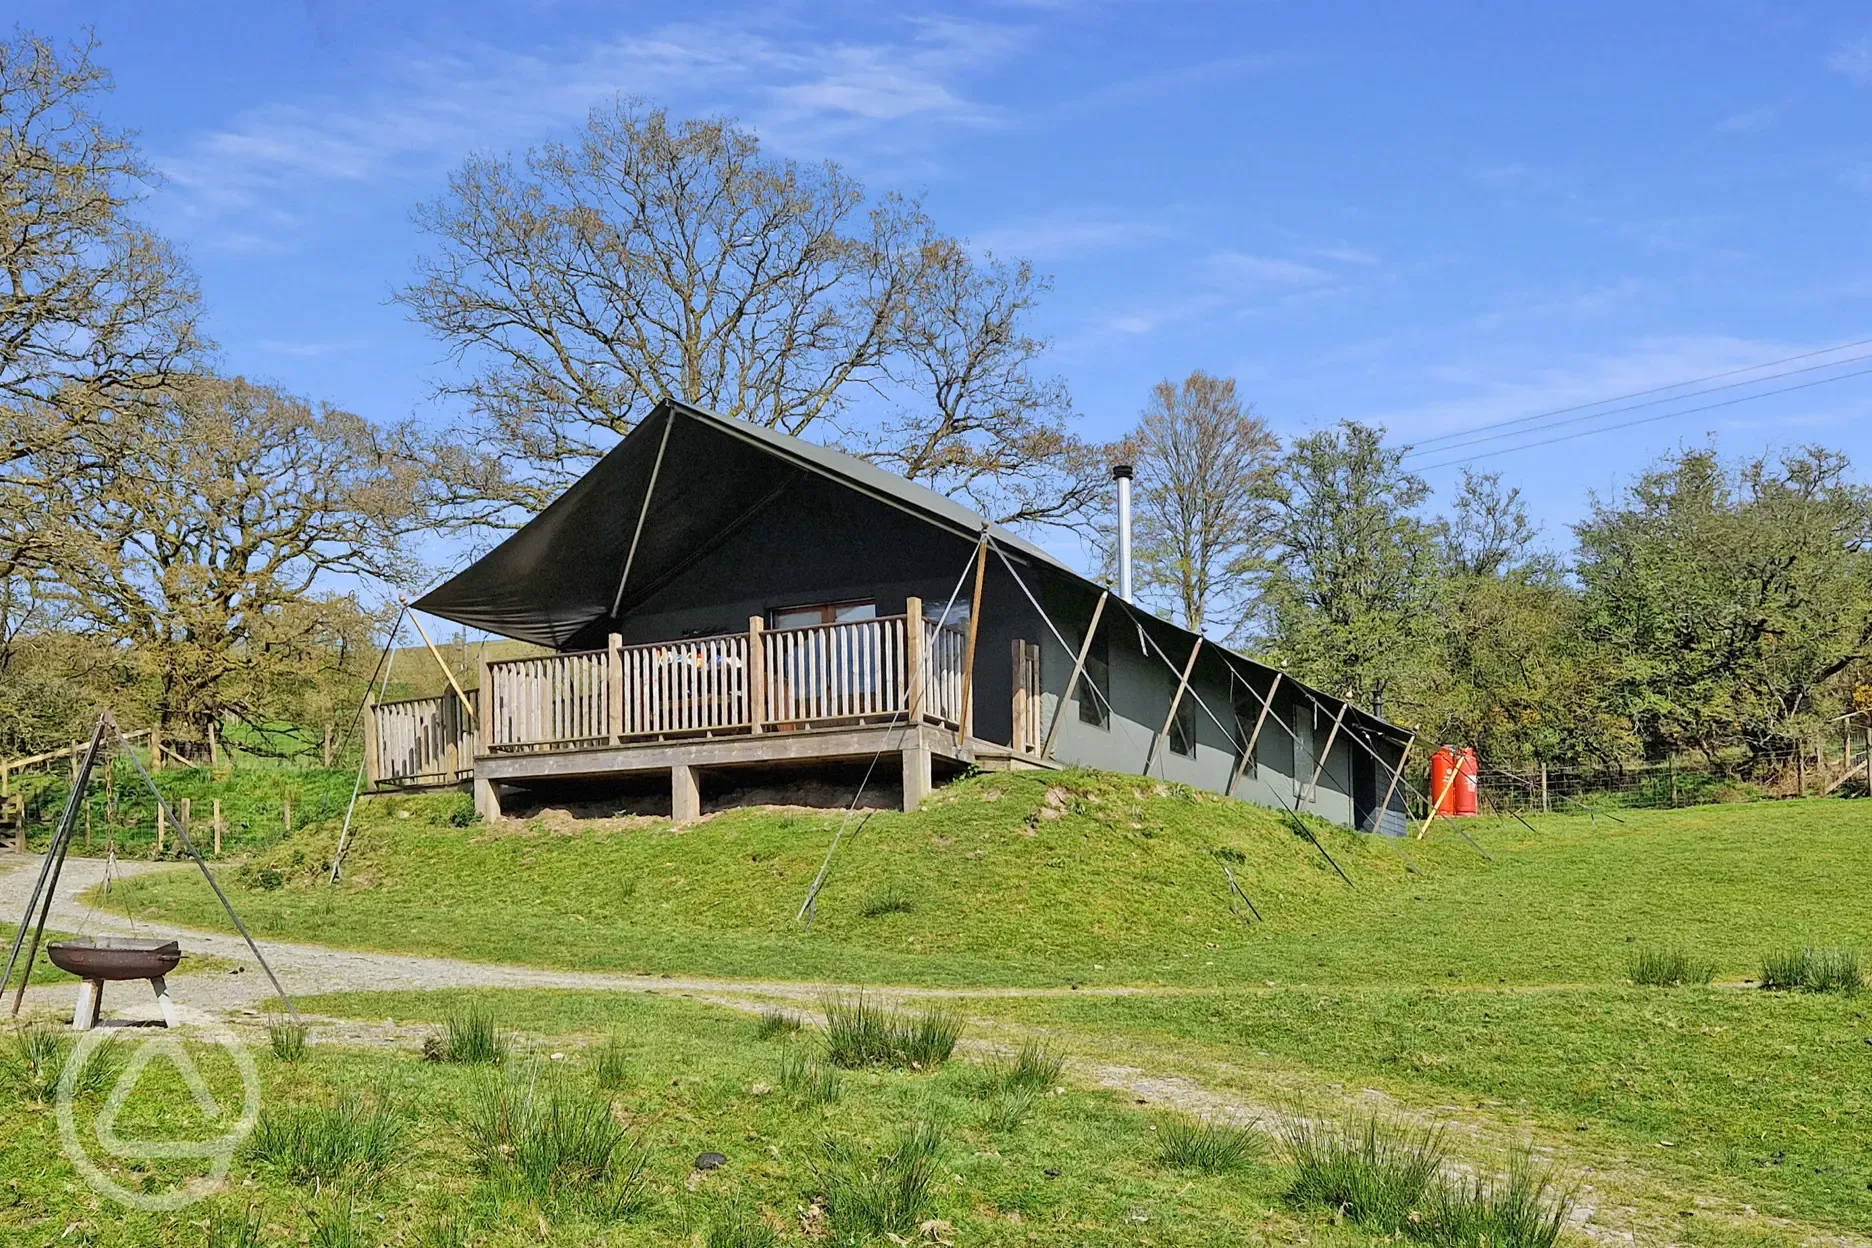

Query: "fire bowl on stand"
left=46, top=938, right=184, bottom=1030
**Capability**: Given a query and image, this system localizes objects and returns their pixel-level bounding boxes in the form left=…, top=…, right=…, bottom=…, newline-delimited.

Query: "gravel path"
left=0, top=854, right=1175, bottom=1022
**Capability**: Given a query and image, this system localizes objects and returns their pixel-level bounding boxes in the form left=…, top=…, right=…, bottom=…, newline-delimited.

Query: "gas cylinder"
left=1455, top=747, right=1480, bottom=817
left=1429, top=746, right=1458, bottom=817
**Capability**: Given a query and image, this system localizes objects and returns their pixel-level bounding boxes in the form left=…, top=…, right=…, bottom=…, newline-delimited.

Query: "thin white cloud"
left=969, top=216, right=1171, bottom=261
left=154, top=15, right=1024, bottom=243
left=1829, top=35, right=1872, bottom=82
left=1205, top=250, right=1333, bottom=287
left=1714, top=105, right=1777, bottom=134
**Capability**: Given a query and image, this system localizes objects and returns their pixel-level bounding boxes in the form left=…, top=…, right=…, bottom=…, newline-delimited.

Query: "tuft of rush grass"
left=986, top=1039, right=1064, bottom=1092
left=705, top=1201, right=782, bottom=1248
left=814, top=1121, right=946, bottom=1243
left=822, top=995, right=962, bottom=1070
left=754, top=1009, right=803, bottom=1040
left=977, top=1085, right=1037, bottom=1132
left=424, top=1002, right=509, bottom=1064
left=308, top=1200, right=368, bottom=1248
left=857, top=885, right=913, bottom=918
left=778, top=1048, right=842, bottom=1105
left=1626, top=944, right=1715, bottom=986
left=1, top=1024, right=121, bottom=1102
left=1760, top=946, right=1863, bottom=994
left=1156, top=1115, right=1267, bottom=1174
left=462, top=1066, right=646, bottom=1216
left=1282, top=1113, right=1571, bottom=1248
left=267, top=1017, right=309, bottom=1062
left=590, top=1031, right=630, bottom=1088
left=247, top=1093, right=405, bottom=1188
left=1432, top=1147, right=1573, bottom=1248
left=206, top=1207, right=265, bottom=1248
left=1282, top=1112, right=1445, bottom=1231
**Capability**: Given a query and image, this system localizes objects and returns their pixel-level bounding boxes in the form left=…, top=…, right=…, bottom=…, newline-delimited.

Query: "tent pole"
left=1040, top=591, right=1108, bottom=760
left=330, top=631, right=401, bottom=885
left=1228, top=671, right=1283, bottom=797
left=610, top=409, right=676, bottom=617
left=7, top=717, right=109, bottom=1017
left=1146, top=636, right=1203, bottom=776
left=404, top=603, right=475, bottom=722
left=1305, top=702, right=1349, bottom=803
left=1374, top=733, right=1416, bottom=833
left=956, top=529, right=990, bottom=741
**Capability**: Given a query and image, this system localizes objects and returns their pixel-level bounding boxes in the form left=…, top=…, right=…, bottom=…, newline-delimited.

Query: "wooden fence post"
left=323, top=724, right=334, bottom=768
left=212, top=799, right=223, bottom=856
left=362, top=695, right=380, bottom=788
left=155, top=802, right=165, bottom=856
left=745, top=620, right=765, bottom=733
left=609, top=633, right=626, bottom=743
left=208, top=720, right=221, bottom=768
left=283, top=799, right=293, bottom=835
left=151, top=729, right=162, bottom=771
left=1539, top=762, right=1549, bottom=814
left=903, top=599, right=924, bottom=723
left=180, top=798, right=191, bottom=852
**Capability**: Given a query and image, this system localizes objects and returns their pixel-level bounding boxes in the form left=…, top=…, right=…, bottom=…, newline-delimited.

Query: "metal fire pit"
left=48, top=937, right=182, bottom=982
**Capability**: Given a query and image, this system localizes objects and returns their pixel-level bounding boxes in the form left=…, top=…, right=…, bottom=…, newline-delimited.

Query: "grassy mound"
left=99, top=773, right=1869, bottom=991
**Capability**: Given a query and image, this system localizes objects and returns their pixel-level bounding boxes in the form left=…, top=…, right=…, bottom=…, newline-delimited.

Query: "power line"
left=1412, top=361, right=1872, bottom=472
left=1403, top=333, right=1872, bottom=454
left=1401, top=348, right=1872, bottom=462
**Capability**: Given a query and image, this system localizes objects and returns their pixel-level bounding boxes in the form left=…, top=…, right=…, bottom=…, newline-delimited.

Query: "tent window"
left=1232, top=684, right=1261, bottom=778
left=1169, top=696, right=1196, bottom=757
left=771, top=600, right=875, bottom=630
left=1078, top=620, right=1110, bottom=729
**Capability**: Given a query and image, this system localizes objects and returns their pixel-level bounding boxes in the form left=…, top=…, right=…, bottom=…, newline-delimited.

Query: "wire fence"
left=1474, top=741, right=1870, bottom=814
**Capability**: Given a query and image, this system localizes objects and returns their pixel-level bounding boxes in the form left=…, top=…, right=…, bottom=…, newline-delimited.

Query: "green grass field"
left=6, top=770, right=1866, bottom=1244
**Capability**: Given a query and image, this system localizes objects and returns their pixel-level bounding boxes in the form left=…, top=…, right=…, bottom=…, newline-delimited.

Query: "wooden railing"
left=369, top=609, right=972, bottom=774
left=370, top=693, right=477, bottom=786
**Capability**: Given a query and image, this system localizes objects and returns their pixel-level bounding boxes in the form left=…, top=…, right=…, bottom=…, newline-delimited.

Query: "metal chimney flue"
left=1112, top=463, right=1134, bottom=603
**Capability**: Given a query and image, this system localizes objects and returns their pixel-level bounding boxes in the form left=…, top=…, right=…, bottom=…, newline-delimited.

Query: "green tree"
left=34, top=376, right=430, bottom=751
left=1252, top=421, right=1441, bottom=714
left=1574, top=444, right=1872, bottom=765
left=1125, top=371, right=1278, bottom=633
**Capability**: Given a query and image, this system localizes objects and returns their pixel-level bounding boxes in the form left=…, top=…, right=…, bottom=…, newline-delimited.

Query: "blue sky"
left=26, top=1, right=1872, bottom=566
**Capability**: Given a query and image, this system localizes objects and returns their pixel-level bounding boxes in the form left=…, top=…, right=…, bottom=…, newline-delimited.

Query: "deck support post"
left=903, top=598, right=924, bottom=722
left=473, top=771, right=501, bottom=822
left=608, top=633, right=625, bottom=744
left=746, top=618, right=766, bottom=733
left=901, top=741, right=932, bottom=812
left=477, top=653, right=493, bottom=755
left=671, top=763, right=701, bottom=823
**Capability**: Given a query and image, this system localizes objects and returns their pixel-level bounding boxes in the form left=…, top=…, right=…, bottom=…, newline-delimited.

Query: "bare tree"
left=399, top=102, right=921, bottom=522
left=1126, top=371, right=1279, bottom=633
left=861, top=239, right=1110, bottom=529
left=0, top=29, right=202, bottom=465
left=37, top=376, right=431, bottom=747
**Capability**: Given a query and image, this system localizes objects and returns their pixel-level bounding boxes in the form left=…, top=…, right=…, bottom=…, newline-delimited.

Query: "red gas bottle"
left=1455, top=747, right=1480, bottom=817
left=1429, top=746, right=1458, bottom=817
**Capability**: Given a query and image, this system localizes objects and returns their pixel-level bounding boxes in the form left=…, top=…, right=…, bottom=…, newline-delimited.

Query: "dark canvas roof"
left=413, top=399, right=1068, bottom=648
left=413, top=398, right=1409, bottom=743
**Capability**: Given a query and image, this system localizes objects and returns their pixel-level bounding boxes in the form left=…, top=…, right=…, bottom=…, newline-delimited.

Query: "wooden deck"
left=369, top=602, right=1051, bottom=817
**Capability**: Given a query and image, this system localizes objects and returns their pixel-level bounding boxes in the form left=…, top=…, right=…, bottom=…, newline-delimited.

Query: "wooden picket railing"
left=370, top=693, right=477, bottom=786
left=369, top=607, right=971, bottom=775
